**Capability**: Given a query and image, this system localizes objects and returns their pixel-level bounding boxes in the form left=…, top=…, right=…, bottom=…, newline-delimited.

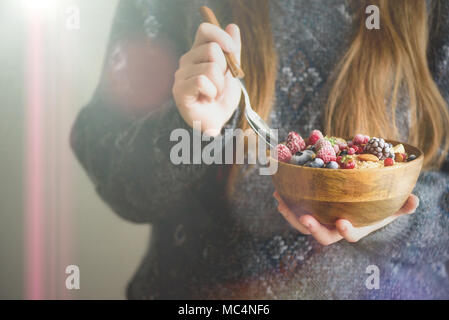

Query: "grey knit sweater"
left=71, top=0, right=449, bottom=299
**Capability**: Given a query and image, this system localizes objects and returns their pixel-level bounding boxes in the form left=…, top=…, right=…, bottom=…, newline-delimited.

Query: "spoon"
left=199, top=6, right=278, bottom=148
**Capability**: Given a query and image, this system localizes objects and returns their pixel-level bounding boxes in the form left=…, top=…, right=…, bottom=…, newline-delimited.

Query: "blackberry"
left=364, top=137, right=394, bottom=160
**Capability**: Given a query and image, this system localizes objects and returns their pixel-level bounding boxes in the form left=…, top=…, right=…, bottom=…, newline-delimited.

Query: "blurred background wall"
left=0, top=0, right=149, bottom=299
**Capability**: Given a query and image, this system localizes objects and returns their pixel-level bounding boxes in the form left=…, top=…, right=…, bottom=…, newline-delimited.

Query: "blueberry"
left=290, top=155, right=302, bottom=165
left=291, top=150, right=315, bottom=165
left=304, top=161, right=314, bottom=167
left=407, top=154, right=417, bottom=162
left=307, top=158, right=324, bottom=168
left=303, top=150, right=316, bottom=160
left=340, top=150, right=348, bottom=156
left=326, top=161, right=339, bottom=169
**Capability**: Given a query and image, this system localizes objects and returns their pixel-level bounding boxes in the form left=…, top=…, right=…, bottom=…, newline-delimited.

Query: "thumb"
left=225, top=24, right=241, bottom=64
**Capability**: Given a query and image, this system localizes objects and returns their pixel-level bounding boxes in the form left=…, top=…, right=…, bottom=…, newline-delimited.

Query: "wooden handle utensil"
left=199, top=6, right=245, bottom=78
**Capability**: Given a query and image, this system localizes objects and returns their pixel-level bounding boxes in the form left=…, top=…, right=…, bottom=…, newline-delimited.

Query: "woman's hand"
left=172, top=23, right=242, bottom=137
left=273, top=191, right=419, bottom=246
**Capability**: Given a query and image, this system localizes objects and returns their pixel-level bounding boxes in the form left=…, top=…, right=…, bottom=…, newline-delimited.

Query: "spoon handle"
left=199, top=6, right=245, bottom=79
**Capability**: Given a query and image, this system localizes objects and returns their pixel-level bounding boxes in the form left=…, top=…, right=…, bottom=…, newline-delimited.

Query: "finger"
left=273, top=192, right=310, bottom=234
left=336, top=220, right=362, bottom=243
left=273, top=191, right=283, bottom=205
left=299, top=215, right=343, bottom=246
left=179, top=42, right=227, bottom=73
left=176, top=63, right=225, bottom=95
left=224, top=24, right=241, bottom=64
left=194, top=23, right=237, bottom=53
left=336, top=214, right=400, bottom=243
left=336, top=194, right=421, bottom=243
left=396, top=194, right=419, bottom=215
left=174, top=75, right=217, bottom=101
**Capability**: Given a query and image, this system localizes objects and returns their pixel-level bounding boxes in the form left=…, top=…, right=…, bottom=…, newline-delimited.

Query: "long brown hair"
left=224, top=0, right=449, bottom=193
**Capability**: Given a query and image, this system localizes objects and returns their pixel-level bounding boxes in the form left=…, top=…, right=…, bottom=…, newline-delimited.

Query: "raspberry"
left=384, top=158, right=395, bottom=166
left=353, top=134, right=370, bottom=145
left=286, top=131, right=306, bottom=154
left=344, top=160, right=356, bottom=169
left=308, top=130, right=323, bottom=146
left=333, top=144, right=340, bottom=154
left=348, top=147, right=356, bottom=155
left=335, top=139, right=348, bottom=150
left=337, top=156, right=343, bottom=164
left=276, top=144, right=292, bottom=163
left=355, top=145, right=364, bottom=154
left=318, top=153, right=337, bottom=164
left=338, top=155, right=356, bottom=169
left=316, top=145, right=336, bottom=164
left=347, top=141, right=354, bottom=148
left=315, top=138, right=332, bottom=151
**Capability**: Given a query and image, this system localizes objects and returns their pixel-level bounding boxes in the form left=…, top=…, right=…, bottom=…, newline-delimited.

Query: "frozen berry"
left=304, top=160, right=313, bottom=167
left=337, top=155, right=343, bottom=164
left=316, top=145, right=337, bottom=164
left=384, top=158, right=395, bottom=166
left=276, top=144, right=292, bottom=163
left=306, top=158, right=325, bottom=168
left=407, top=154, right=417, bottom=162
left=290, top=150, right=315, bottom=165
left=317, top=153, right=336, bottom=164
left=308, top=130, right=323, bottom=146
left=315, top=138, right=332, bottom=151
left=344, top=160, right=356, bottom=169
left=335, top=139, right=348, bottom=150
left=365, top=137, right=392, bottom=159
left=353, top=134, right=370, bottom=145
left=326, top=161, right=339, bottom=169
left=333, top=144, right=340, bottom=154
left=290, top=154, right=301, bottom=165
left=337, top=155, right=356, bottom=169
left=355, top=145, right=364, bottom=154
left=286, top=131, right=306, bottom=154
left=347, top=147, right=356, bottom=155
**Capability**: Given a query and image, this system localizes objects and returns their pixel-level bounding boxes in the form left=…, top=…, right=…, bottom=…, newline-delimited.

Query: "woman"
left=71, top=0, right=449, bottom=299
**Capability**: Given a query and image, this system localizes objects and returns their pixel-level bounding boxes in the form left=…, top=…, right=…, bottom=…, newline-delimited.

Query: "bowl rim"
left=269, top=139, right=424, bottom=171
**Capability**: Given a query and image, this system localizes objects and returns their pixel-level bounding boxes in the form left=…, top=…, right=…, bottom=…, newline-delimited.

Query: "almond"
left=357, top=154, right=379, bottom=162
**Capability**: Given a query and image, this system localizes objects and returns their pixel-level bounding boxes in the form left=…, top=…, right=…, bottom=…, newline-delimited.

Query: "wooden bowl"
left=271, top=140, right=424, bottom=227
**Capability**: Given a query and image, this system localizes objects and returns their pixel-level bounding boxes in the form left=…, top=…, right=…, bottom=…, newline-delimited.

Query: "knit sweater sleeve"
left=354, top=4, right=449, bottom=264
left=70, top=0, right=236, bottom=224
